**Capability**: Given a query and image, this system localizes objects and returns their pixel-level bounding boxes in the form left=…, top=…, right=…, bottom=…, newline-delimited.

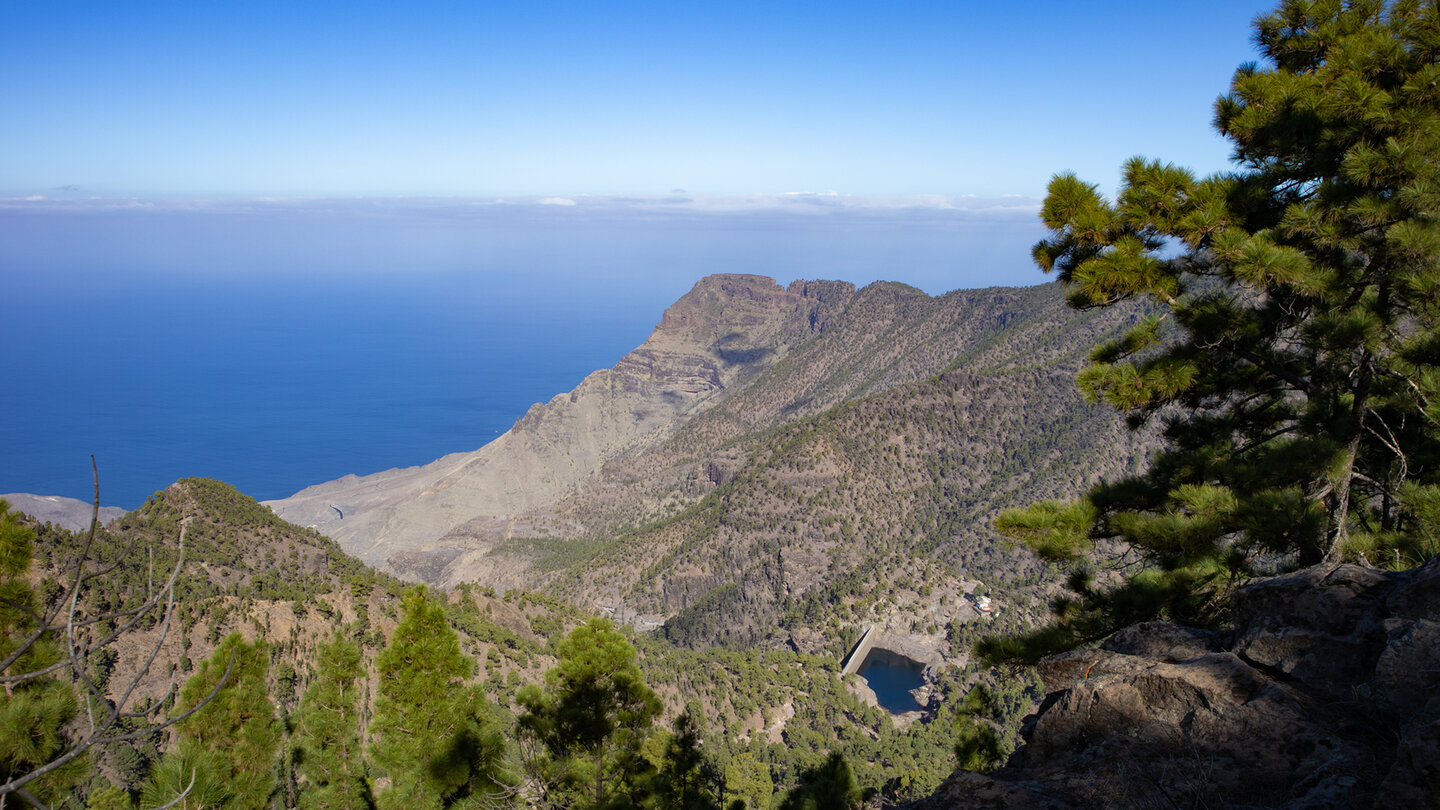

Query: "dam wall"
left=841, top=625, right=878, bottom=675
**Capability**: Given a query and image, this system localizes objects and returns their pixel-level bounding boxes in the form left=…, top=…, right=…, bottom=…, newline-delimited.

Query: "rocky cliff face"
left=916, top=557, right=1440, bottom=809
left=269, top=273, right=1150, bottom=641
left=265, top=274, right=845, bottom=571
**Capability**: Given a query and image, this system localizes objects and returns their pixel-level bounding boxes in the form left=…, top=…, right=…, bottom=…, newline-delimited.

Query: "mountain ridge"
left=265, top=273, right=1154, bottom=658
left=265, top=273, right=837, bottom=566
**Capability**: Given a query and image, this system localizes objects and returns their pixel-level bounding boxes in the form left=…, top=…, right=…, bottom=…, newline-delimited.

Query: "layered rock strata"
left=266, top=274, right=839, bottom=571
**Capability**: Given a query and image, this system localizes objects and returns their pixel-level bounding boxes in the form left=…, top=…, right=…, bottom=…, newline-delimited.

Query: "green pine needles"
left=371, top=587, right=516, bottom=810
left=985, top=0, right=1440, bottom=666
left=144, top=634, right=280, bottom=810
left=295, top=632, right=368, bottom=810
left=518, top=618, right=663, bottom=810
left=0, top=502, right=85, bottom=807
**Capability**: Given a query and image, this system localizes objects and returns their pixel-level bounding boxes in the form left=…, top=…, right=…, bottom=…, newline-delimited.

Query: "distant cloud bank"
left=0, top=192, right=1043, bottom=224
left=0, top=190, right=1055, bottom=297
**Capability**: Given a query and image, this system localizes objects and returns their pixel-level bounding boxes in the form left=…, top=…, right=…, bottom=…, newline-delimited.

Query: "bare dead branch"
left=1, top=529, right=186, bottom=687
left=1365, top=407, right=1409, bottom=481
left=0, top=461, right=234, bottom=806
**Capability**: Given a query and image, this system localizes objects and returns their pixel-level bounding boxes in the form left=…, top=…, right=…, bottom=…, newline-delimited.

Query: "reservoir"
left=858, top=648, right=926, bottom=714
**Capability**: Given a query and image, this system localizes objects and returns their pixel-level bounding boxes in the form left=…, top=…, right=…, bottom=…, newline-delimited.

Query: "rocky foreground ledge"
left=917, top=556, right=1440, bottom=809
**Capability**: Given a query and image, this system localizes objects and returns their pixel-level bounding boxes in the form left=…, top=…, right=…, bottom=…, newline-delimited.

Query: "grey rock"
left=921, top=557, right=1440, bottom=809
left=266, top=274, right=832, bottom=579
left=1375, top=699, right=1440, bottom=808
left=1100, top=620, right=1225, bottom=660
left=1371, top=618, right=1440, bottom=714
left=2, top=493, right=126, bottom=532
left=1231, top=563, right=1398, bottom=700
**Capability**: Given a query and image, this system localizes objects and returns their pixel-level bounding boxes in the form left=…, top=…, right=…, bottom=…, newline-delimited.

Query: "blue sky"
left=2, top=1, right=1267, bottom=199
left=3, top=1, right=1280, bottom=503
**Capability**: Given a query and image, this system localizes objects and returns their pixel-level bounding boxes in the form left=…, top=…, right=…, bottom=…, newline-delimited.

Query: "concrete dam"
left=841, top=625, right=941, bottom=714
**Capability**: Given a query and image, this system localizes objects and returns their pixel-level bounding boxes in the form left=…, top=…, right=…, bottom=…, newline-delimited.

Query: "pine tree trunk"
left=1321, top=435, right=1360, bottom=565
left=1310, top=345, right=1374, bottom=566
left=596, top=746, right=604, bottom=810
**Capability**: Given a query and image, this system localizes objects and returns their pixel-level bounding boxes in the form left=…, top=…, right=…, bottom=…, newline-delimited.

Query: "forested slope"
left=15, top=479, right=1002, bottom=807
left=23, top=480, right=566, bottom=798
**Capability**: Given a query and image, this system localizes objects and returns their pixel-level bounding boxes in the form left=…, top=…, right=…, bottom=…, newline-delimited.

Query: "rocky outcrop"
left=264, top=274, right=846, bottom=575
left=918, top=557, right=1440, bottom=809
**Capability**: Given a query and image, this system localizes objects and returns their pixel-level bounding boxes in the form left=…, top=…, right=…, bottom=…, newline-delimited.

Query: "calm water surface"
left=859, top=648, right=926, bottom=714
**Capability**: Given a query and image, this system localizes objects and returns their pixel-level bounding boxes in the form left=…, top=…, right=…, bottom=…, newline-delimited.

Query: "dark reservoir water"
left=858, top=648, right=926, bottom=714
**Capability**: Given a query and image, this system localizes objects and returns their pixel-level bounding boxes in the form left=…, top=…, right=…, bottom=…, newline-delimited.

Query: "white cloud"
left=0, top=193, right=1043, bottom=222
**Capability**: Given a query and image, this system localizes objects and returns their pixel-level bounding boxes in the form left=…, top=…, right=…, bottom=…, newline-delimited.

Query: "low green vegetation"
left=5, top=484, right=1039, bottom=810
left=487, top=536, right=612, bottom=575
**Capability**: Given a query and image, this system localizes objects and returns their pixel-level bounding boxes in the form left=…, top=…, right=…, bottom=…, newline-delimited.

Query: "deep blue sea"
left=1, top=199, right=1046, bottom=509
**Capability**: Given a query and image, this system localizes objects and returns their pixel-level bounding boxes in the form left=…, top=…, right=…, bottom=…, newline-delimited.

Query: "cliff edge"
left=264, top=274, right=846, bottom=570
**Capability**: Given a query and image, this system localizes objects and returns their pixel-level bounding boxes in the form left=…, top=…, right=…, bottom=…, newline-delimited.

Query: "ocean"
left=1, top=198, right=1047, bottom=509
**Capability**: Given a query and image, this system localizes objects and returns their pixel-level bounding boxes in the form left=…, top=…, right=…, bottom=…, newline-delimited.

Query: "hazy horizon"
left=2, top=196, right=1054, bottom=509
left=3, top=0, right=1273, bottom=508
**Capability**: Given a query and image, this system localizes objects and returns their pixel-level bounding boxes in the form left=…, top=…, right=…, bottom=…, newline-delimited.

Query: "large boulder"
left=1230, top=563, right=1396, bottom=701
left=916, top=556, right=1440, bottom=809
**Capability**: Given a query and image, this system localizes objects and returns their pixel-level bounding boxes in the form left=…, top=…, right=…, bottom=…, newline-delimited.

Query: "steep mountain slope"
left=271, top=276, right=1144, bottom=586
left=396, top=279, right=1155, bottom=652
left=266, top=274, right=835, bottom=569
left=268, top=274, right=1153, bottom=655
left=550, top=363, right=1151, bottom=650
left=542, top=279, right=1150, bottom=548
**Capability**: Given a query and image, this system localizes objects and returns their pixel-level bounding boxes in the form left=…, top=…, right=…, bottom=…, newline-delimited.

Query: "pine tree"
left=951, top=687, right=1006, bottom=773
left=295, top=631, right=369, bottom=810
left=776, top=753, right=864, bottom=810
left=151, top=633, right=279, bottom=810
left=653, top=711, right=722, bottom=810
left=0, top=501, right=86, bottom=806
left=84, top=783, right=131, bottom=810
left=517, top=618, right=661, bottom=810
left=722, top=752, right=772, bottom=810
left=985, top=0, right=1440, bottom=664
left=139, top=746, right=229, bottom=810
left=370, top=587, right=514, bottom=810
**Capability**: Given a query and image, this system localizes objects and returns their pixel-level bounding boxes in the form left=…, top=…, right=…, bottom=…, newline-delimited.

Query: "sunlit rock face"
left=265, top=274, right=841, bottom=576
